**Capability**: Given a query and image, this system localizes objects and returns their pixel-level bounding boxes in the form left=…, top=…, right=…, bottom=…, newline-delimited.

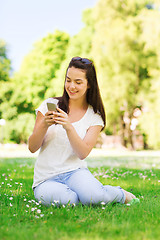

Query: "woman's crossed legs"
left=34, top=168, right=135, bottom=206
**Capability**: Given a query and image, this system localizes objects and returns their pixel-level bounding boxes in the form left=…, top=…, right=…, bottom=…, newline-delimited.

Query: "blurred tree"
left=91, top=0, right=160, bottom=148
left=0, top=40, right=12, bottom=119
left=1, top=31, right=69, bottom=143
left=12, top=30, right=70, bottom=111
left=67, top=8, right=94, bottom=58
left=0, top=40, right=11, bottom=82
left=5, top=113, right=35, bottom=144
left=50, top=8, right=95, bottom=98
left=2, top=1, right=160, bottom=148
left=138, top=1, right=160, bottom=149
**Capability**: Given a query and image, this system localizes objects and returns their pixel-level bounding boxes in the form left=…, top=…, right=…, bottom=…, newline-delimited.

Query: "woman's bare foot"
left=122, top=189, right=136, bottom=203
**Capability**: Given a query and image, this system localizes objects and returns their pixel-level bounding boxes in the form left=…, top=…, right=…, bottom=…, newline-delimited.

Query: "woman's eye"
left=76, top=82, right=81, bottom=85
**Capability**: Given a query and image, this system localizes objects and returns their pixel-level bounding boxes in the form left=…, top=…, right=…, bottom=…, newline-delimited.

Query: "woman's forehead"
left=66, top=67, right=87, bottom=79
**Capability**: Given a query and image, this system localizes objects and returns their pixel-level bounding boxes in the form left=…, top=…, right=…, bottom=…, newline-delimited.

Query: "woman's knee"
left=34, top=182, right=79, bottom=206
left=58, top=189, right=79, bottom=205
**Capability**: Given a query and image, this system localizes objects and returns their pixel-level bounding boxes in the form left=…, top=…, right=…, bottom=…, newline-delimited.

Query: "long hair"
left=55, top=57, right=106, bottom=129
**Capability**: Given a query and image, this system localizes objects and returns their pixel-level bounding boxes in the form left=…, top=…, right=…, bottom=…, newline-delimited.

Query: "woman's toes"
left=122, top=189, right=136, bottom=203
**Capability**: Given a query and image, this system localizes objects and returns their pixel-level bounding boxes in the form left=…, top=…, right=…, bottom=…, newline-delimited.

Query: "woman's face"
left=65, top=67, right=89, bottom=102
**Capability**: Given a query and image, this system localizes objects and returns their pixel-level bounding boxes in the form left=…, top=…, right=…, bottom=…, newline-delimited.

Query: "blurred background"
left=0, top=0, right=160, bottom=151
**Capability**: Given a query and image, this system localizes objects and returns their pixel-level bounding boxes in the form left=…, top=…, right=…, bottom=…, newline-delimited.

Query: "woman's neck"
left=69, top=99, right=88, bottom=111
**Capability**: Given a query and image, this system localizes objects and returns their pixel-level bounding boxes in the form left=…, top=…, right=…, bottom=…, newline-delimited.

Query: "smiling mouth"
left=69, top=90, right=78, bottom=94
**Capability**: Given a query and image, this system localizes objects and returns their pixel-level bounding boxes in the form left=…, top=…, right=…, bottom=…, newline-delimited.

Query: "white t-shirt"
left=32, top=98, right=104, bottom=189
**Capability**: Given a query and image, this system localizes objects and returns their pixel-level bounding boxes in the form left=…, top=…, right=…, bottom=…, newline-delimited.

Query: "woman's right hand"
left=28, top=111, right=55, bottom=153
left=44, top=111, right=57, bottom=127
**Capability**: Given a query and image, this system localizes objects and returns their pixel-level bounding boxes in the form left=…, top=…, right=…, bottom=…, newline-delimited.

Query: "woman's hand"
left=44, top=111, right=57, bottom=127
left=28, top=111, right=52, bottom=153
left=53, top=107, right=72, bottom=130
left=49, top=107, right=102, bottom=160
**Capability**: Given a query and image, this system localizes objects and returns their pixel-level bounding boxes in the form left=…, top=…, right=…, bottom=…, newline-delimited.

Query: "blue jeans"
left=34, top=168, right=125, bottom=206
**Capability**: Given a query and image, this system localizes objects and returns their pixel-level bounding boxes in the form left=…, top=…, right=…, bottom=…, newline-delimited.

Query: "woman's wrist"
left=64, top=123, right=73, bottom=132
left=41, top=117, right=49, bottom=130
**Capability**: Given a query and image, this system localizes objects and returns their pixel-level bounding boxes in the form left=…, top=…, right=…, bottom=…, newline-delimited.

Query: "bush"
left=5, top=113, right=35, bottom=143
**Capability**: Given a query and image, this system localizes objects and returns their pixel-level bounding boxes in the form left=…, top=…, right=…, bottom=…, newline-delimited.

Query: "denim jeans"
left=34, top=168, right=125, bottom=206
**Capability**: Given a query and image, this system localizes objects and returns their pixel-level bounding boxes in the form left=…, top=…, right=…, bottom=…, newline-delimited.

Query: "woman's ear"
left=87, top=83, right=90, bottom=89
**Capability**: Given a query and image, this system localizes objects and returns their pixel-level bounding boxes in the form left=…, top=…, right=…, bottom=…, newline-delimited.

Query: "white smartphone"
left=47, top=102, right=57, bottom=111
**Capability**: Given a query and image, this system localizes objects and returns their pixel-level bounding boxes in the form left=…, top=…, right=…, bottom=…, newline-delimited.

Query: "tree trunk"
left=120, top=114, right=127, bottom=147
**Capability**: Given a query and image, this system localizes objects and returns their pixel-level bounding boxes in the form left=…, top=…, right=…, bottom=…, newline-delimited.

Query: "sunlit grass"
left=0, top=153, right=160, bottom=240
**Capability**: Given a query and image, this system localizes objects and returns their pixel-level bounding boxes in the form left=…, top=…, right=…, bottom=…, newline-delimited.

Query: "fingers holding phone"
left=45, top=102, right=58, bottom=126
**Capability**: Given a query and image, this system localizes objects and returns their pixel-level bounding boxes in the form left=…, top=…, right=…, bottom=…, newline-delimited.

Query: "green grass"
left=0, top=154, right=160, bottom=240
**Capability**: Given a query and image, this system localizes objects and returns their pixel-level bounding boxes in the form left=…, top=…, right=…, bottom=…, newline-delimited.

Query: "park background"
left=1, top=0, right=160, bottom=150
left=1, top=1, right=160, bottom=240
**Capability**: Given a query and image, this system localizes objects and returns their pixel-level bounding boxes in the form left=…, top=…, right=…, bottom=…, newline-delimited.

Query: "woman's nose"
left=70, top=82, right=75, bottom=89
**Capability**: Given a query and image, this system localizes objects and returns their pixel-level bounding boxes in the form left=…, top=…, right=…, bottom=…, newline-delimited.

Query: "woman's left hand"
left=54, top=107, right=72, bottom=130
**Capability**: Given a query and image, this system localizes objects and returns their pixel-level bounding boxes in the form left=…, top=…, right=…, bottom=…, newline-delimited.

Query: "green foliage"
left=0, top=40, right=11, bottom=119
left=139, top=79, right=160, bottom=149
left=46, top=8, right=96, bottom=101
left=67, top=9, right=94, bottom=58
left=1, top=31, right=70, bottom=143
left=91, top=0, right=160, bottom=148
left=12, top=30, right=70, bottom=111
left=1, top=1, right=160, bottom=148
left=0, top=39, right=11, bottom=82
left=5, top=113, right=35, bottom=143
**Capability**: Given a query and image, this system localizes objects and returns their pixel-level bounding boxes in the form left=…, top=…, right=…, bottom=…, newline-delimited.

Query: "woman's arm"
left=66, top=124, right=102, bottom=160
left=28, top=110, right=56, bottom=153
left=54, top=107, right=102, bottom=160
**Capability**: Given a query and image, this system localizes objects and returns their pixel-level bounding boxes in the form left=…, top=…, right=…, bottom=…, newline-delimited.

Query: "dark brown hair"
left=56, top=57, right=106, bottom=129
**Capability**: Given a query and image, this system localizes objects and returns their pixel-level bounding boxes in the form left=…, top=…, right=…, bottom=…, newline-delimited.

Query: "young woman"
left=28, top=57, right=136, bottom=206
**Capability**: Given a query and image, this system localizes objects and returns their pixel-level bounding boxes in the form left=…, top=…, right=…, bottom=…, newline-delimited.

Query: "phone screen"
left=47, top=102, right=57, bottom=111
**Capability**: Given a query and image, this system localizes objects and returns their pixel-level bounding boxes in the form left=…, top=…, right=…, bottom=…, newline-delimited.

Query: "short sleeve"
left=91, top=113, right=104, bottom=128
left=35, top=98, right=59, bottom=116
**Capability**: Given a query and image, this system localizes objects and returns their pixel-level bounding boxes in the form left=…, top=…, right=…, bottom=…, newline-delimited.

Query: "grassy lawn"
left=0, top=147, right=160, bottom=240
